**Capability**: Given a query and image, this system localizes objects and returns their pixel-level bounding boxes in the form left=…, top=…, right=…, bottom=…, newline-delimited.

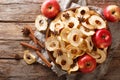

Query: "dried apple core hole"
left=70, top=63, right=76, bottom=68
left=26, top=55, right=31, bottom=59
left=78, top=17, right=85, bottom=23
left=80, top=10, right=86, bottom=15
left=61, top=60, right=66, bottom=65
left=39, top=20, right=44, bottom=25
left=93, top=46, right=97, bottom=51
left=86, top=20, right=90, bottom=24
left=73, top=35, right=79, bottom=41
left=57, top=49, right=63, bottom=56
left=95, top=20, right=101, bottom=25
left=68, top=22, right=74, bottom=28
left=90, top=41, right=92, bottom=46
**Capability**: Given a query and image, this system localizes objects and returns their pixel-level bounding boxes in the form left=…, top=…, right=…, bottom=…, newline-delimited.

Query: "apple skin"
left=92, top=29, right=112, bottom=48
left=103, top=5, right=120, bottom=22
left=41, top=0, right=60, bottom=18
left=78, top=54, right=96, bottom=73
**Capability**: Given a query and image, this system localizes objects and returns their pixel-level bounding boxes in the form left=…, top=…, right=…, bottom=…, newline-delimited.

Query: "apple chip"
left=45, top=36, right=59, bottom=51
left=75, top=6, right=90, bottom=19
left=45, top=7, right=111, bottom=73
left=56, top=54, right=73, bottom=71
left=67, top=28, right=83, bottom=47
left=89, top=15, right=106, bottom=29
left=35, top=15, right=48, bottom=31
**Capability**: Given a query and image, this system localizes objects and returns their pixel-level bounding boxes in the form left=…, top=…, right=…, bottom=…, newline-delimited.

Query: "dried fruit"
left=35, top=15, right=48, bottom=31
left=23, top=50, right=36, bottom=64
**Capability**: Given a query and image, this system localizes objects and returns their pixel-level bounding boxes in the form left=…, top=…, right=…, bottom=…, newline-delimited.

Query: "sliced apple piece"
left=95, top=48, right=107, bottom=63
left=80, top=26, right=95, bottom=36
left=23, top=50, right=36, bottom=64
left=82, top=22, right=95, bottom=29
left=49, top=20, right=64, bottom=34
left=67, top=28, right=83, bottom=47
left=68, top=63, right=79, bottom=73
left=88, top=15, right=106, bottom=29
left=60, top=28, right=71, bottom=42
left=85, top=36, right=94, bottom=52
left=45, top=36, right=59, bottom=51
left=75, top=6, right=90, bottom=19
left=56, top=54, right=73, bottom=71
left=35, top=15, right=48, bottom=31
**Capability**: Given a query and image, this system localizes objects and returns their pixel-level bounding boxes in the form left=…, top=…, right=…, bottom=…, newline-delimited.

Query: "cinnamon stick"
left=36, top=39, right=45, bottom=48
left=36, top=51, right=52, bottom=68
left=22, top=25, right=51, bottom=67
left=25, top=25, right=37, bottom=45
left=29, top=33, right=37, bottom=45
left=20, top=42, right=39, bottom=51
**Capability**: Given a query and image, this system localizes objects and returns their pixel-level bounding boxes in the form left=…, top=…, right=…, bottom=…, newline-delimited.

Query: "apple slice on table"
left=78, top=54, right=96, bottom=73
left=41, top=0, right=60, bottom=18
left=92, top=29, right=112, bottom=48
left=103, top=5, right=120, bottom=22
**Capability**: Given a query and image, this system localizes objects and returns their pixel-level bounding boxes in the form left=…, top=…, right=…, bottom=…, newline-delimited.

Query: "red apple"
left=78, top=54, right=96, bottom=73
left=41, top=0, right=60, bottom=18
left=92, top=29, right=112, bottom=48
left=103, top=5, right=120, bottom=22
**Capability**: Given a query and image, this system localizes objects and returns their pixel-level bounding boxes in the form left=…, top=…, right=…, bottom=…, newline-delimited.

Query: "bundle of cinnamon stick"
left=20, top=25, right=51, bottom=68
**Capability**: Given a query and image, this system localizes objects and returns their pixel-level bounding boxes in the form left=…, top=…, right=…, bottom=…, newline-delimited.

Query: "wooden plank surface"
left=0, top=0, right=42, bottom=21
left=0, top=0, right=120, bottom=80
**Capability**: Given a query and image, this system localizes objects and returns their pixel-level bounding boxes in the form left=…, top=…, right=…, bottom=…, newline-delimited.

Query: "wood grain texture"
left=0, top=23, right=35, bottom=40
left=0, top=0, right=43, bottom=22
left=0, top=60, right=58, bottom=80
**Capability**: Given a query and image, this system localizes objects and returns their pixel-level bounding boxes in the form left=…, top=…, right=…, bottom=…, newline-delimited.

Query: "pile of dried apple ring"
left=45, top=6, right=111, bottom=73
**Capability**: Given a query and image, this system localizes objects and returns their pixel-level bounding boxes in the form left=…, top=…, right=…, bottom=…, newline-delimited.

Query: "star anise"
left=22, top=27, right=30, bottom=37
left=63, top=13, right=70, bottom=19
left=78, top=17, right=85, bottom=23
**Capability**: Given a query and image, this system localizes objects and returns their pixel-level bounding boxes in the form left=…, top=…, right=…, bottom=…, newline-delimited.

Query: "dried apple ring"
left=56, top=54, right=73, bottom=71
left=80, top=26, right=95, bottom=36
left=49, top=20, right=64, bottom=34
left=53, top=49, right=64, bottom=58
left=89, top=15, right=106, bottom=29
left=60, top=28, right=71, bottom=42
left=59, top=39, right=66, bottom=51
left=45, top=36, right=59, bottom=51
left=35, top=15, right=48, bottom=31
left=68, top=63, right=79, bottom=73
left=66, top=44, right=83, bottom=59
left=82, top=22, right=95, bottom=29
left=88, top=51, right=101, bottom=59
left=64, top=17, right=79, bottom=30
left=23, top=50, right=36, bottom=64
left=67, top=29, right=83, bottom=47
left=75, top=7, right=90, bottom=19
left=85, top=37, right=94, bottom=52
left=95, top=48, right=107, bottom=63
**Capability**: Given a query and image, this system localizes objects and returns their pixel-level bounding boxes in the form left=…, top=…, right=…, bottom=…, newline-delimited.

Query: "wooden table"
left=0, top=0, right=120, bottom=80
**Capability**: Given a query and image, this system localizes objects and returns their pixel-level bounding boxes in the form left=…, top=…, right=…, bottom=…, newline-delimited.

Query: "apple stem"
left=48, top=6, right=52, bottom=9
left=102, top=35, right=106, bottom=39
